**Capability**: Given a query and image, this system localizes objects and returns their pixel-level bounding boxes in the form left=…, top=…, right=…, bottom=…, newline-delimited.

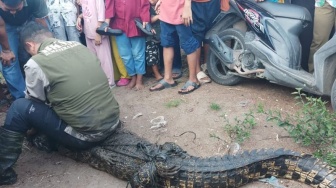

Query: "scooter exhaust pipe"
left=208, top=34, right=234, bottom=68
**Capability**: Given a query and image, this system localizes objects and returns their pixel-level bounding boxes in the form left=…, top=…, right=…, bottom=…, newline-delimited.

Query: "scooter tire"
left=207, top=28, right=244, bottom=86
left=331, top=79, right=336, bottom=111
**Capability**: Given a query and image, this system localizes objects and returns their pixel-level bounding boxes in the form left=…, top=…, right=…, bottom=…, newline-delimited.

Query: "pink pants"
left=86, top=37, right=115, bottom=86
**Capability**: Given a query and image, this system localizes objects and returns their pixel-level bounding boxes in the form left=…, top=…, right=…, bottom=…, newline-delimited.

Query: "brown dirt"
left=2, top=75, right=329, bottom=188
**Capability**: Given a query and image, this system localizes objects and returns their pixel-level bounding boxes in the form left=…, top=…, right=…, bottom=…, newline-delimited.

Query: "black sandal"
left=134, top=18, right=153, bottom=36
left=96, top=22, right=123, bottom=36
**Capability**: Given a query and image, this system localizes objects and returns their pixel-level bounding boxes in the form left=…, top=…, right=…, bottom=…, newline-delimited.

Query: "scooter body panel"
left=205, top=0, right=336, bottom=97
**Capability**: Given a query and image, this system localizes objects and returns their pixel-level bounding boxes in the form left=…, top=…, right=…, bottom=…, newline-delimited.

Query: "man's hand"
left=1, top=50, right=15, bottom=66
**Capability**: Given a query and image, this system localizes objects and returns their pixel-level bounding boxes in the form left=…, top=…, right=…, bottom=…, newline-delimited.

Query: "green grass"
left=210, top=103, right=221, bottom=111
left=258, top=88, right=336, bottom=166
left=165, top=99, right=182, bottom=108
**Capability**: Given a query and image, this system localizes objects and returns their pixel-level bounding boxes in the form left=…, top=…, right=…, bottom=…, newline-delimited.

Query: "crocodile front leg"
left=130, top=162, right=159, bottom=188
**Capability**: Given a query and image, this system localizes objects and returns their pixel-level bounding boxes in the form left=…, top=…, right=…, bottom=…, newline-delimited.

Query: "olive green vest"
left=32, top=38, right=120, bottom=134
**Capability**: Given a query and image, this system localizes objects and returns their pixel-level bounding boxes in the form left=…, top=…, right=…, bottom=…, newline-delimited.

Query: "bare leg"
left=149, top=47, right=175, bottom=90
left=127, top=75, right=136, bottom=89
left=187, top=52, right=198, bottom=84
left=152, top=65, right=163, bottom=81
left=135, top=74, right=144, bottom=90
left=195, top=45, right=211, bottom=84
left=195, top=47, right=202, bottom=73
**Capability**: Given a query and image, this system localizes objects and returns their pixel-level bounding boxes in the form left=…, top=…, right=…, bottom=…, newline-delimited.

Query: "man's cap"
left=2, top=0, right=23, bottom=8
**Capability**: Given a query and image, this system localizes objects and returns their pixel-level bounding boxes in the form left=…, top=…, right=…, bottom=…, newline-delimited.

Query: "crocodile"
left=56, top=128, right=336, bottom=188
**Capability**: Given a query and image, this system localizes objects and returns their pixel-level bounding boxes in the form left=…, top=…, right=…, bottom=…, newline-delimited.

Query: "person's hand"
left=1, top=50, right=15, bottom=66
left=155, top=0, right=162, bottom=14
left=76, top=17, right=82, bottom=32
left=181, top=5, right=193, bottom=26
left=95, top=33, right=102, bottom=46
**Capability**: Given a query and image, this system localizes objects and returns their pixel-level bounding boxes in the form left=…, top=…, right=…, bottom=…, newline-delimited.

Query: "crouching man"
left=0, top=21, right=120, bottom=185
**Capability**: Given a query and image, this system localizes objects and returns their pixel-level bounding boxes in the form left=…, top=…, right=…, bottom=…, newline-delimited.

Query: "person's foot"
left=178, top=80, right=200, bottom=95
left=135, top=83, right=145, bottom=90
left=127, top=77, right=136, bottom=89
left=116, top=78, right=130, bottom=87
left=155, top=76, right=163, bottom=81
left=197, top=71, right=211, bottom=84
left=172, top=72, right=182, bottom=79
left=149, top=79, right=177, bottom=91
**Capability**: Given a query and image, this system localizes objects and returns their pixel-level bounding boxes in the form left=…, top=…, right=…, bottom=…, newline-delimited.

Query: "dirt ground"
left=2, top=73, right=329, bottom=188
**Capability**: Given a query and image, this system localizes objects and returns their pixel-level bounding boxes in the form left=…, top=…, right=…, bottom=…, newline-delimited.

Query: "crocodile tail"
left=232, top=149, right=336, bottom=188
left=158, top=148, right=336, bottom=188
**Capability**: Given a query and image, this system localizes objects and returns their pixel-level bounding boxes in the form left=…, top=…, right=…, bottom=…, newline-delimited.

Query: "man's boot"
left=0, top=127, right=24, bottom=185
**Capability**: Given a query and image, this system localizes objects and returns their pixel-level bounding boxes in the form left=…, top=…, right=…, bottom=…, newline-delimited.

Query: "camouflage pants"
left=145, top=40, right=160, bottom=66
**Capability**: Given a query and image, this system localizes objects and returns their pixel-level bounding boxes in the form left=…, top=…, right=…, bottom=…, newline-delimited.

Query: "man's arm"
left=24, top=59, right=49, bottom=102
left=0, top=17, right=15, bottom=65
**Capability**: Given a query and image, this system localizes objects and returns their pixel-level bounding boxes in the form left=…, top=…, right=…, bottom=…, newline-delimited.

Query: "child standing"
left=46, top=0, right=80, bottom=42
left=76, top=0, right=115, bottom=87
left=105, top=0, right=150, bottom=90
left=146, top=0, right=183, bottom=81
left=149, top=0, right=201, bottom=94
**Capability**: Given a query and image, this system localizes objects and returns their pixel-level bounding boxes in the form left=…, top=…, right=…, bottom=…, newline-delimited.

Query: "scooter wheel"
left=207, top=28, right=245, bottom=86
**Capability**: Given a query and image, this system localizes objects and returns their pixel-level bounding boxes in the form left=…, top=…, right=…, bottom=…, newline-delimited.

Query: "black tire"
left=331, top=79, right=336, bottom=111
left=207, top=28, right=245, bottom=86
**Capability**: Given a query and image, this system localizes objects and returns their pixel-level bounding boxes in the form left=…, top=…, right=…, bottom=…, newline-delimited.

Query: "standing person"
left=110, top=36, right=132, bottom=86
left=308, top=0, right=335, bottom=73
left=146, top=0, right=183, bottom=81
left=191, top=0, right=222, bottom=85
left=104, top=0, right=150, bottom=90
left=0, top=0, right=49, bottom=100
left=76, top=0, right=115, bottom=87
left=46, top=0, right=80, bottom=42
left=0, top=21, right=120, bottom=186
left=149, top=0, right=201, bottom=94
left=291, top=0, right=315, bottom=71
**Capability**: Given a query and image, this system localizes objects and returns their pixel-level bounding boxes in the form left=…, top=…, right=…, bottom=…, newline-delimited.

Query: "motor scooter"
left=205, top=0, right=336, bottom=111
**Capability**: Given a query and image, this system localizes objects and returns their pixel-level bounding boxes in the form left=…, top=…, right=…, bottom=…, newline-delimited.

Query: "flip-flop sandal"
left=134, top=18, right=154, bottom=36
left=197, top=71, right=211, bottom=84
left=96, top=22, right=123, bottom=36
left=149, top=79, right=177, bottom=92
left=178, top=80, right=200, bottom=95
left=172, top=72, right=182, bottom=80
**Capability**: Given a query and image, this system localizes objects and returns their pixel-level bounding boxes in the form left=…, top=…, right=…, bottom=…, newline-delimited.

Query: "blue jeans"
left=115, top=33, right=146, bottom=76
left=4, top=98, right=99, bottom=150
left=52, top=25, right=80, bottom=42
left=0, top=24, right=26, bottom=99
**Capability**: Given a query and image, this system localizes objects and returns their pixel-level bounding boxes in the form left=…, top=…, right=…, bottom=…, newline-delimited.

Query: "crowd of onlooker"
left=0, top=0, right=334, bottom=102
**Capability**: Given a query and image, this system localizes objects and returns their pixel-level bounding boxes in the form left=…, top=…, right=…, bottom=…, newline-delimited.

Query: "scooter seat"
left=255, top=1, right=311, bottom=22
